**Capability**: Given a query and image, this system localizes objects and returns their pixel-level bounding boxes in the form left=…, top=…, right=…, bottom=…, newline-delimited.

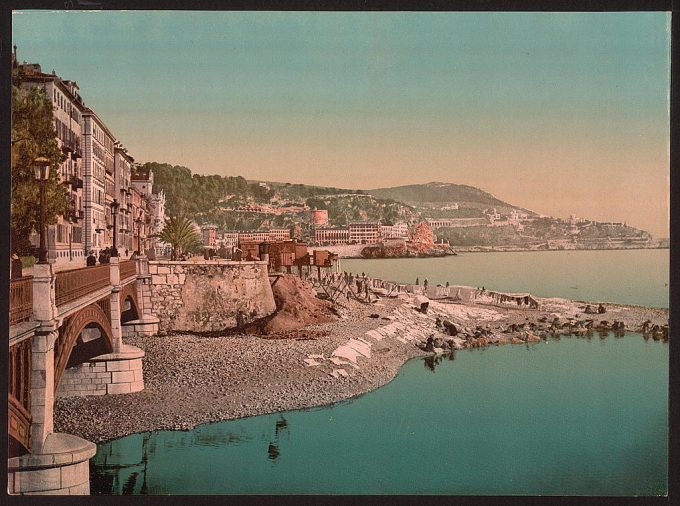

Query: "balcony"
left=71, top=176, right=83, bottom=190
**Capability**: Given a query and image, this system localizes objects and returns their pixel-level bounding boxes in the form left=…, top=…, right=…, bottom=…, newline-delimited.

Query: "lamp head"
left=33, top=157, right=50, bottom=181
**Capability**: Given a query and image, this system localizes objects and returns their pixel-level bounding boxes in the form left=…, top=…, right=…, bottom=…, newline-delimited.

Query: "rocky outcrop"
left=361, top=222, right=456, bottom=258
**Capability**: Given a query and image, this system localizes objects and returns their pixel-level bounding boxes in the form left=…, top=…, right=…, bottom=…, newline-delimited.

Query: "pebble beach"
left=54, top=286, right=668, bottom=444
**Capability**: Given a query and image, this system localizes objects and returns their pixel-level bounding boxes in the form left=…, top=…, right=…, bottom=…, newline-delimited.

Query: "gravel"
left=53, top=294, right=668, bottom=444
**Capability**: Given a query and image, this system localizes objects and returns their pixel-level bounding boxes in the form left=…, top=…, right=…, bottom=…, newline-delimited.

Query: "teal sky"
left=12, top=11, right=670, bottom=236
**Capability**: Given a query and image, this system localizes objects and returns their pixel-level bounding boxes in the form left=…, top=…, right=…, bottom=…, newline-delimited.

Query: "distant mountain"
left=368, top=182, right=530, bottom=212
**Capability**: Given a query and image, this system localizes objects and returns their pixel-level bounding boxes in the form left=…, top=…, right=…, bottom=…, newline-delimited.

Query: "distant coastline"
left=323, top=243, right=668, bottom=259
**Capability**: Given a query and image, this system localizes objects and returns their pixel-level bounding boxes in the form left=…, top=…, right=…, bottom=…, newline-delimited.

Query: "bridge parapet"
left=55, top=264, right=110, bottom=308
left=10, top=276, right=33, bottom=326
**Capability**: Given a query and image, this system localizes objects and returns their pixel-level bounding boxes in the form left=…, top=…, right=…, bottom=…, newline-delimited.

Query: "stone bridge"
left=7, top=257, right=158, bottom=495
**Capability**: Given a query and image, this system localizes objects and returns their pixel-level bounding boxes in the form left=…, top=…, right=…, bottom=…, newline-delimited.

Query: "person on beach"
left=416, top=277, right=419, bottom=285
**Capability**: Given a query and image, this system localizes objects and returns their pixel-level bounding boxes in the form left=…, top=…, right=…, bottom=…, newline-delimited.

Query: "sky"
left=12, top=11, right=670, bottom=237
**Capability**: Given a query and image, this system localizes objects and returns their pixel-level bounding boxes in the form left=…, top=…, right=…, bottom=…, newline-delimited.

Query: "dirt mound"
left=245, top=274, right=337, bottom=335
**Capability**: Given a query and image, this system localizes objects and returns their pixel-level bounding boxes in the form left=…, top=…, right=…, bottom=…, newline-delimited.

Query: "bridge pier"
left=29, top=329, right=56, bottom=453
left=8, top=433, right=96, bottom=495
left=56, top=345, right=145, bottom=397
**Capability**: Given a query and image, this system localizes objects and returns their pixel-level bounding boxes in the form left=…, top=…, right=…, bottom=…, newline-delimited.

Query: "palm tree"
left=156, top=215, right=201, bottom=260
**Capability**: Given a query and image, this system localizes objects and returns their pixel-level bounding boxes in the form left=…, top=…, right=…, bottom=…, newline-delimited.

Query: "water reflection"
left=91, top=432, right=153, bottom=495
left=423, top=351, right=455, bottom=372
left=268, top=415, right=288, bottom=461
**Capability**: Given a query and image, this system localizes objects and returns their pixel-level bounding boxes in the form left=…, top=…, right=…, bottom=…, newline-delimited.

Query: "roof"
left=82, top=107, right=116, bottom=141
left=131, top=166, right=151, bottom=181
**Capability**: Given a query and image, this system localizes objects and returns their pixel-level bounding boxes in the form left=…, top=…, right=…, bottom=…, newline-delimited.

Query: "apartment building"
left=82, top=108, right=116, bottom=253
left=114, top=144, right=134, bottom=252
left=18, top=61, right=87, bottom=264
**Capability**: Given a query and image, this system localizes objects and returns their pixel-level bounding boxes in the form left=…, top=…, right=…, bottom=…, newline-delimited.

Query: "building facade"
left=314, top=227, right=350, bottom=245
left=348, top=222, right=381, bottom=244
left=380, top=222, right=409, bottom=239
left=18, top=63, right=87, bottom=264
left=201, top=225, right=218, bottom=248
left=113, top=145, right=134, bottom=253
left=82, top=109, right=116, bottom=253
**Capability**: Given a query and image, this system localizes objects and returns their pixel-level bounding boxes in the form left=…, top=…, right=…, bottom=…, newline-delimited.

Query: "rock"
left=442, top=320, right=458, bottom=336
left=525, top=332, right=541, bottom=343
left=511, top=337, right=525, bottom=344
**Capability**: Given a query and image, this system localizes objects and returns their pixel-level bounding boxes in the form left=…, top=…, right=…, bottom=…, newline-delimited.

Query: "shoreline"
left=329, top=245, right=668, bottom=259
left=54, top=289, right=668, bottom=446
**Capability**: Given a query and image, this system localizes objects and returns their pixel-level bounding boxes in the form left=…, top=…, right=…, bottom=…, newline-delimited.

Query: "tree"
left=156, top=215, right=201, bottom=260
left=11, top=76, right=69, bottom=255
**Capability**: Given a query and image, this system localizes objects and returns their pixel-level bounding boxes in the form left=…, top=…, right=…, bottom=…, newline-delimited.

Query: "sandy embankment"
left=54, top=277, right=668, bottom=444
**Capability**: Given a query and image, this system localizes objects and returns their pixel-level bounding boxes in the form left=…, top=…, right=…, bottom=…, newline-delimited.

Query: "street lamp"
left=135, top=216, right=142, bottom=254
left=110, top=199, right=120, bottom=257
left=33, top=157, right=50, bottom=264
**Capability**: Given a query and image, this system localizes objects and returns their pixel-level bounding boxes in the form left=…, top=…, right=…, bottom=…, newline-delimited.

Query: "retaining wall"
left=142, top=260, right=276, bottom=332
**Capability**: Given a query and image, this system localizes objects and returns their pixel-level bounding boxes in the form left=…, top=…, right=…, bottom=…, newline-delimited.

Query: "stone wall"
left=143, top=260, right=276, bottom=332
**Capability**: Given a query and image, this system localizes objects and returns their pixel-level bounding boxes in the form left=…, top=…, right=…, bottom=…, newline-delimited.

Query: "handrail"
left=9, top=276, right=33, bottom=325
left=119, top=259, right=137, bottom=280
left=55, top=264, right=110, bottom=307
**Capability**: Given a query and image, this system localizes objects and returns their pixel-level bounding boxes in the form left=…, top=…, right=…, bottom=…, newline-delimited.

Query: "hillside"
left=142, top=163, right=656, bottom=250
left=368, top=182, right=530, bottom=212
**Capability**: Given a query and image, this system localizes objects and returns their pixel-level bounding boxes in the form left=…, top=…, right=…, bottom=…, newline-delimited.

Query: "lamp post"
left=33, top=157, right=51, bottom=264
left=110, top=199, right=120, bottom=257
left=135, top=216, right=142, bottom=254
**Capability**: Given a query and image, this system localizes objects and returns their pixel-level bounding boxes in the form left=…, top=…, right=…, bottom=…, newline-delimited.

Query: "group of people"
left=86, top=248, right=138, bottom=266
left=202, top=245, right=230, bottom=260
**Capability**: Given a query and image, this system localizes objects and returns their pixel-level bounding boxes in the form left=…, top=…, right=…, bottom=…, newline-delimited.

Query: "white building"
left=380, top=222, right=409, bottom=239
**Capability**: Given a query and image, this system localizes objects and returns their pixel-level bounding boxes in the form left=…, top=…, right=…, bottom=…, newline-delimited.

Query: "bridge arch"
left=119, top=282, right=140, bottom=323
left=54, top=300, right=113, bottom=391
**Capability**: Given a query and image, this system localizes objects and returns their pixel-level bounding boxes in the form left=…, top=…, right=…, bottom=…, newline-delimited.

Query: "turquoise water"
left=342, top=249, right=669, bottom=308
left=92, top=334, right=668, bottom=495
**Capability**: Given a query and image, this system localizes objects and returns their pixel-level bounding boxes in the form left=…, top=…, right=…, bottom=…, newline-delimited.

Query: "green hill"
left=368, top=182, right=530, bottom=212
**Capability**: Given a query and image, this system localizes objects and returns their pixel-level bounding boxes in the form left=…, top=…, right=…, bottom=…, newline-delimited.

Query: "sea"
left=91, top=249, right=669, bottom=495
